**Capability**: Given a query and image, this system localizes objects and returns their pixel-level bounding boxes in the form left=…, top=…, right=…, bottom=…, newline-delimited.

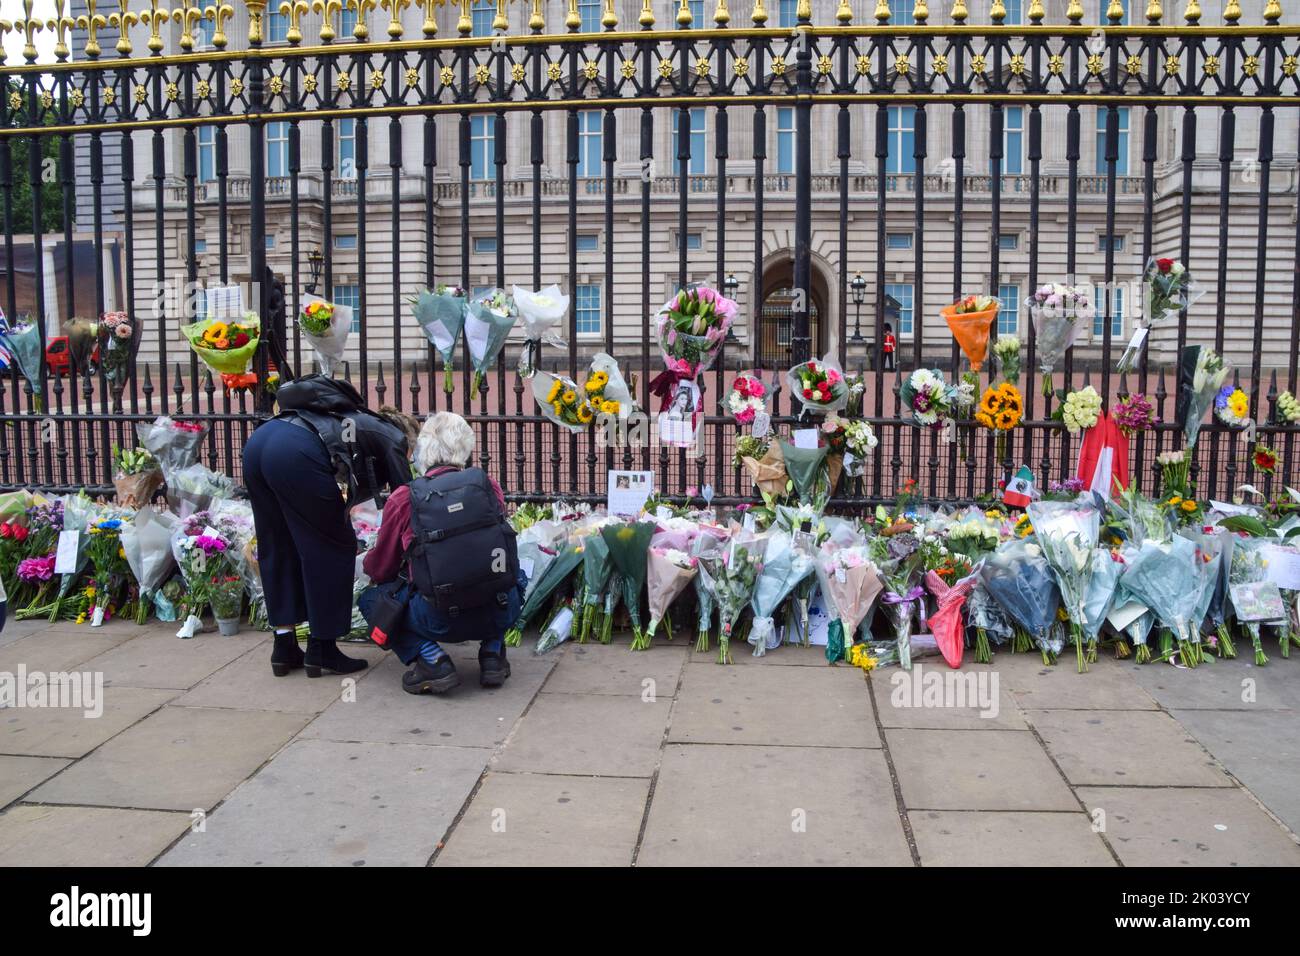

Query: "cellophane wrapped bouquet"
left=655, top=285, right=737, bottom=381
left=1027, top=500, right=1101, bottom=672
left=1026, top=284, right=1092, bottom=396
left=697, top=529, right=762, bottom=664
left=871, top=528, right=927, bottom=670
left=980, top=536, right=1063, bottom=664
left=749, top=531, right=816, bottom=657
left=815, top=537, right=883, bottom=665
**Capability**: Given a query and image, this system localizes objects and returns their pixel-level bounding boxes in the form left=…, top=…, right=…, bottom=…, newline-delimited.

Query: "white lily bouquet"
left=512, top=284, right=570, bottom=378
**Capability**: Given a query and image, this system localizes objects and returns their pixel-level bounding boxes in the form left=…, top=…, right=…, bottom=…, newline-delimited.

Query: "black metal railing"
left=0, top=2, right=1298, bottom=508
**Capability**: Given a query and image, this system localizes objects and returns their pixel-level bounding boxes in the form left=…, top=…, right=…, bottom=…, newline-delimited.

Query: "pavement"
left=1, top=615, right=1299, bottom=867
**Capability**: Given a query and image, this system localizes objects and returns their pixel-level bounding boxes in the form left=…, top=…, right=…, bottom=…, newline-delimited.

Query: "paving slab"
left=1128, top=654, right=1300, bottom=711
left=910, top=810, right=1116, bottom=866
left=0, top=805, right=191, bottom=867
left=0, top=755, right=71, bottom=807
left=494, top=691, right=671, bottom=777
left=0, top=686, right=176, bottom=758
left=82, top=630, right=269, bottom=690
left=1169, top=708, right=1300, bottom=836
left=687, top=641, right=844, bottom=666
left=1025, top=709, right=1231, bottom=788
left=1075, top=786, right=1300, bottom=866
left=302, top=646, right=554, bottom=749
left=436, top=772, right=649, bottom=867
left=995, top=654, right=1159, bottom=710
left=542, top=640, right=686, bottom=697
left=158, top=738, right=489, bottom=867
left=0, top=627, right=140, bottom=673
left=638, top=743, right=912, bottom=866
left=174, top=641, right=388, bottom=714
left=885, top=728, right=1079, bottom=811
left=870, top=665, right=1028, bottom=730
left=669, top=660, right=879, bottom=747
left=29, top=705, right=308, bottom=811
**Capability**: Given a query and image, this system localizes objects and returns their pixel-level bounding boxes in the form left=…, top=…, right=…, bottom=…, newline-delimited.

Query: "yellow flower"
left=546, top=379, right=563, bottom=403
left=576, top=402, right=594, bottom=424
left=1228, top=389, right=1249, bottom=419
left=589, top=370, right=609, bottom=388
left=1057, top=606, right=1069, bottom=622
left=1168, top=495, right=1182, bottom=506
left=202, top=322, right=228, bottom=344
left=847, top=643, right=878, bottom=672
left=601, top=400, right=619, bottom=415
left=1181, top=499, right=1198, bottom=513
left=562, top=390, right=577, bottom=406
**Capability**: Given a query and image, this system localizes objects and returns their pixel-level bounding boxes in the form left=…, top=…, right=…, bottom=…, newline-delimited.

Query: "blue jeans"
left=359, top=577, right=523, bottom=666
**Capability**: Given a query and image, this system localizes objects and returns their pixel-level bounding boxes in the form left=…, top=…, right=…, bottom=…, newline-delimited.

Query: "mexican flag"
left=1003, top=465, right=1037, bottom=508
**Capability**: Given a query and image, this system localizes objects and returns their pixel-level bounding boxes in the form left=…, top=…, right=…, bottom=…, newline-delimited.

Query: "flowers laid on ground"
left=727, top=373, right=767, bottom=426
left=412, top=284, right=467, bottom=394
left=900, top=368, right=956, bottom=430
left=655, top=285, right=737, bottom=381
left=1027, top=284, right=1092, bottom=396
left=182, top=313, right=260, bottom=375
left=1276, top=390, right=1300, bottom=424
left=942, top=293, right=1000, bottom=372
left=512, top=284, right=570, bottom=378
left=1214, top=385, right=1251, bottom=428
left=787, top=358, right=848, bottom=415
left=111, top=445, right=163, bottom=509
left=1059, top=385, right=1102, bottom=435
left=1113, top=392, right=1157, bottom=436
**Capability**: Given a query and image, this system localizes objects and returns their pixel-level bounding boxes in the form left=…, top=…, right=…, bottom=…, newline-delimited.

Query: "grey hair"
left=414, top=412, right=476, bottom=471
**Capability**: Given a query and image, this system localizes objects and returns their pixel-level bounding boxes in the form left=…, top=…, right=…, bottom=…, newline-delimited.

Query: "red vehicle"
left=44, top=337, right=101, bottom=377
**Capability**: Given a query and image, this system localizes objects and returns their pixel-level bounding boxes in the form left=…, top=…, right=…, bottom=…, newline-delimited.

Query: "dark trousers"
left=243, top=418, right=357, bottom=640
left=359, top=578, right=523, bottom=666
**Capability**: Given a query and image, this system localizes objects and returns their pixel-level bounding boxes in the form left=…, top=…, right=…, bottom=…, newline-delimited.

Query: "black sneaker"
left=478, top=645, right=511, bottom=688
left=402, top=655, right=460, bottom=695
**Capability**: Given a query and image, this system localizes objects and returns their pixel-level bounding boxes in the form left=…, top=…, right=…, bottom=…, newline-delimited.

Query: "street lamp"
left=306, top=247, right=324, bottom=295
left=723, top=273, right=740, bottom=342
left=849, top=272, right=866, bottom=343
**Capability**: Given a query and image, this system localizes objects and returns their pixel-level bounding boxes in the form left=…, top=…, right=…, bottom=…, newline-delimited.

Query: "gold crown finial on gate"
left=205, top=3, right=235, bottom=46
left=108, top=0, right=139, bottom=53
left=277, top=0, right=308, bottom=43
left=1263, top=0, right=1281, bottom=22
left=639, top=0, right=654, bottom=26
left=172, top=3, right=206, bottom=50
left=139, top=0, right=171, bottom=52
left=1221, top=0, right=1240, bottom=22
left=1144, top=0, right=1161, bottom=22
left=311, top=0, right=343, bottom=39
left=750, top=0, right=766, bottom=24
left=950, top=0, right=968, bottom=22
left=75, top=0, right=108, bottom=57
left=676, top=0, right=692, bottom=25
left=414, top=0, right=438, bottom=36
left=1027, top=0, right=1043, bottom=20
left=1105, top=0, right=1123, bottom=22
left=912, top=0, right=928, bottom=21
left=457, top=0, right=472, bottom=34
left=7, top=0, right=45, bottom=62
left=1065, top=0, right=1083, bottom=22
left=380, top=0, right=411, bottom=39
left=242, top=0, right=267, bottom=43
left=348, top=0, right=378, bottom=38
left=1182, top=0, right=1200, bottom=23
left=991, top=0, right=1006, bottom=23
left=713, top=0, right=729, bottom=26
left=47, top=0, right=75, bottom=59
left=874, top=0, right=890, bottom=22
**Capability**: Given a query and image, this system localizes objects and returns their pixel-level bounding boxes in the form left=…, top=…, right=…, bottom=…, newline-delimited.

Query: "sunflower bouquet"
left=181, top=312, right=261, bottom=375
left=974, top=382, right=1024, bottom=460
left=533, top=372, right=595, bottom=433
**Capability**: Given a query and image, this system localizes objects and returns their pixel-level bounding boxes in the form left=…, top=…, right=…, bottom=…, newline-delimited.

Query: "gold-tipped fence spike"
left=348, top=0, right=377, bottom=39
left=242, top=0, right=267, bottom=44
left=835, top=0, right=852, bottom=22
left=457, top=0, right=472, bottom=35
left=47, top=0, right=75, bottom=60
left=795, top=0, right=810, bottom=20
left=912, top=0, right=929, bottom=21
left=1065, top=0, right=1083, bottom=21
left=379, top=0, right=410, bottom=39
left=1222, top=0, right=1240, bottom=22
left=639, top=0, right=653, bottom=26
left=1263, top=0, right=1281, bottom=22
left=950, top=0, right=967, bottom=22
left=206, top=2, right=234, bottom=47
left=75, top=0, right=108, bottom=58
left=491, top=0, right=508, bottom=32
left=676, top=0, right=692, bottom=25
left=109, top=0, right=138, bottom=54
left=750, top=0, right=766, bottom=24
left=713, top=0, right=729, bottom=25
left=1105, top=0, right=1123, bottom=22
left=564, top=0, right=579, bottom=29
left=1182, top=0, right=1200, bottom=23
left=277, top=0, right=308, bottom=43
left=1145, top=0, right=1161, bottom=23
left=311, top=0, right=342, bottom=40
left=606, top=0, right=620, bottom=28
left=415, top=0, right=437, bottom=37
left=991, top=0, right=1006, bottom=23
left=874, top=0, right=890, bottom=22
left=1027, top=0, right=1043, bottom=20
left=171, top=3, right=205, bottom=50
left=140, top=0, right=171, bottom=53
left=11, top=0, right=44, bottom=63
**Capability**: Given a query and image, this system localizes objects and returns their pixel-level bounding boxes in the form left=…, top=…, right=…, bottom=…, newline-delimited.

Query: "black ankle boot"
left=270, top=631, right=306, bottom=677
left=304, top=638, right=368, bottom=678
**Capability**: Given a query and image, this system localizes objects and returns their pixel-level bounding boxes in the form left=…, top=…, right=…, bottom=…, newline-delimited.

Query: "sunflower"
left=546, top=379, right=563, bottom=403
left=1180, top=499, right=1198, bottom=513
left=202, top=322, right=229, bottom=344
left=996, top=409, right=1018, bottom=430
left=1168, top=495, right=1183, bottom=506
left=589, top=370, right=609, bottom=388
left=601, top=400, right=619, bottom=415
left=975, top=410, right=994, bottom=428
left=576, top=402, right=594, bottom=424
left=561, top=390, right=577, bottom=405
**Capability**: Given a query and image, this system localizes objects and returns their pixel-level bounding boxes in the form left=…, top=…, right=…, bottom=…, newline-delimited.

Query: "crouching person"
left=359, top=412, right=523, bottom=695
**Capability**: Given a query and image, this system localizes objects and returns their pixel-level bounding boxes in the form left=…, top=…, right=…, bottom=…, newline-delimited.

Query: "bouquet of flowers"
left=112, top=445, right=163, bottom=509
left=1059, top=385, right=1102, bottom=435
left=464, top=288, right=519, bottom=394
left=208, top=572, right=244, bottom=634
left=1081, top=548, right=1123, bottom=657
left=944, top=509, right=1002, bottom=563
left=14, top=554, right=56, bottom=618
left=84, top=515, right=132, bottom=626
left=1121, top=533, right=1204, bottom=666
left=778, top=439, right=832, bottom=512
left=181, top=313, right=260, bottom=375
left=412, top=284, right=467, bottom=394
left=503, top=540, right=584, bottom=647
left=899, top=368, right=957, bottom=430
left=1227, top=537, right=1282, bottom=665
left=815, top=542, right=883, bottom=664
left=137, top=416, right=207, bottom=479
left=967, top=582, right=1014, bottom=663
left=1213, top=384, right=1251, bottom=428
left=690, top=532, right=724, bottom=652
left=165, top=462, right=234, bottom=518
left=1276, top=390, right=1300, bottom=424
left=172, top=516, right=234, bottom=635
left=1253, top=443, right=1279, bottom=476
left=925, top=565, right=982, bottom=669
left=1201, top=529, right=1237, bottom=658
left=298, top=295, right=352, bottom=377
left=45, top=493, right=96, bottom=622
left=535, top=598, right=577, bottom=655
left=1179, top=345, right=1229, bottom=449
left=601, top=520, right=656, bottom=650
left=655, top=285, right=737, bottom=381
left=840, top=419, right=879, bottom=477
left=0, top=518, right=30, bottom=601
left=120, top=507, right=179, bottom=625
left=512, top=284, right=569, bottom=378
left=585, top=353, right=636, bottom=420
left=62, top=316, right=100, bottom=377
left=786, top=357, right=848, bottom=416
left=980, top=538, right=1063, bottom=664
left=645, top=546, right=697, bottom=646
left=975, top=383, right=1024, bottom=459
left=1027, top=284, right=1092, bottom=397
left=0, top=319, right=44, bottom=409
left=533, top=372, right=593, bottom=432
left=871, top=530, right=927, bottom=670
left=1113, top=392, right=1157, bottom=436
left=993, top=336, right=1021, bottom=384
left=942, top=293, right=1000, bottom=372
left=748, top=532, right=816, bottom=656
left=696, top=532, right=762, bottom=664
left=726, top=373, right=767, bottom=427
left=577, top=528, right=614, bottom=643
left=1124, top=258, right=1204, bottom=375
left=99, top=311, right=140, bottom=388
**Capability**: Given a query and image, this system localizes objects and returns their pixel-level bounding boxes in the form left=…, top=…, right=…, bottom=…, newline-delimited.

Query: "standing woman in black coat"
left=243, top=375, right=413, bottom=678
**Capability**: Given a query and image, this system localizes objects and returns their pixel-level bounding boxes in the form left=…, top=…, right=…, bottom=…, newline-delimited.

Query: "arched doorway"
left=757, top=254, right=830, bottom=368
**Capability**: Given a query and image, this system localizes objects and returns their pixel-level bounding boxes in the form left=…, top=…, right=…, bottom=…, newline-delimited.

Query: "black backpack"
left=406, top=468, right=519, bottom=616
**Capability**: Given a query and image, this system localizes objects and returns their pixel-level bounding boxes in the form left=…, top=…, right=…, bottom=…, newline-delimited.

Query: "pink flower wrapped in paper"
left=644, top=546, right=698, bottom=647
left=814, top=543, right=884, bottom=664
left=654, top=285, right=737, bottom=382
